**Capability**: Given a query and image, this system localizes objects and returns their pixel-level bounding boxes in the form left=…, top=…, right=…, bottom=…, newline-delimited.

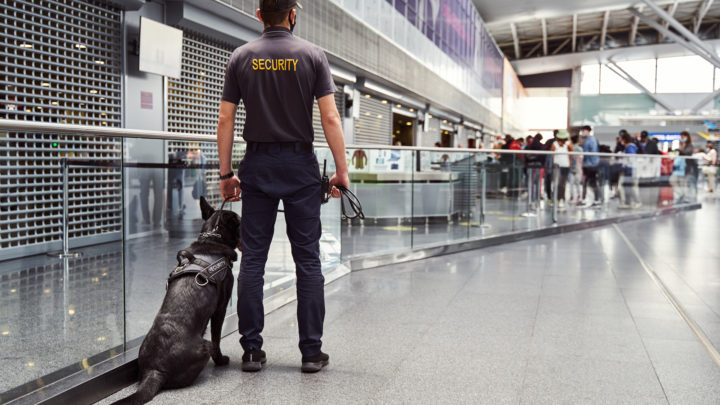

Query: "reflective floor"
left=0, top=208, right=341, bottom=396
left=99, top=195, right=720, bottom=404
left=342, top=191, right=690, bottom=257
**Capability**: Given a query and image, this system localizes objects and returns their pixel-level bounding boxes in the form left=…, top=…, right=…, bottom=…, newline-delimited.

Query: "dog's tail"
left=109, top=370, right=164, bottom=405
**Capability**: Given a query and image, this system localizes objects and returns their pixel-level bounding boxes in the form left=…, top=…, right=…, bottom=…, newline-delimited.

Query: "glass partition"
left=0, top=128, right=704, bottom=402
left=0, top=131, right=124, bottom=398
left=341, top=147, right=414, bottom=257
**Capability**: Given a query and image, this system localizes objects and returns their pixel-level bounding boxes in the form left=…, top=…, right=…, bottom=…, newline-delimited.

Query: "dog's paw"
left=214, top=355, right=230, bottom=366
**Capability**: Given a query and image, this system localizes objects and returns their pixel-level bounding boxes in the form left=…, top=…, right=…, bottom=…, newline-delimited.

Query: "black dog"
left=112, top=197, right=241, bottom=405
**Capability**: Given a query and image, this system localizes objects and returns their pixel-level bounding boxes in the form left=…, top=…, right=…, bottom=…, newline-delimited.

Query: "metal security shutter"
left=354, top=94, right=391, bottom=145
left=311, top=85, right=344, bottom=143
left=167, top=32, right=246, bottom=206
left=0, top=0, right=123, bottom=260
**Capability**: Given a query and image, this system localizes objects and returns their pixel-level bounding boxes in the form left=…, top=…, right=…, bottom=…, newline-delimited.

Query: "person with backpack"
left=580, top=125, right=602, bottom=206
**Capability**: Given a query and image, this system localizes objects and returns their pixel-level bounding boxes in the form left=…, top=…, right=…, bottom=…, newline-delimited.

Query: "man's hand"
left=329, top=171, right=349, bottom=198
left=220, top=176, right=241, bottom=201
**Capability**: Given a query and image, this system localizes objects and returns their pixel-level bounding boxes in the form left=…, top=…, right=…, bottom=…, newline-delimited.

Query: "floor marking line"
left=613, top=224, right=720, bottom=369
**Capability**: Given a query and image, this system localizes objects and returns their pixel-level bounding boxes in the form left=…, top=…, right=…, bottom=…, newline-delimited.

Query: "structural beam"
left=605, top=61, right=675, bottom=112
left=640, top=0, right=719, bottom=63
left=659, top=1, right=679, bottom=43
left=552, top=38, right=572, bottom=55
left=694, top=0, right=715, bottom=34
left=572, top=14, right=578, bottom=52
left=600, top=10, right=610, bottom=50
left=691, top=87, right=720, bottom=113
left=541, top=18, right=548, bottom=56
left=582, top=35, right=599, bottom=52
left=525, top=41, right=543, bottom=58
left=629, top=7, right=720, bottom=69
left=630, top=15, right=640, bottom=45
left=510, top=22, right=520, bottom=60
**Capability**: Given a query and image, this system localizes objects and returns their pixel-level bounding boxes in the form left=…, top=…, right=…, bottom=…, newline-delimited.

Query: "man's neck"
left=265, top=22, right=291, bottom=30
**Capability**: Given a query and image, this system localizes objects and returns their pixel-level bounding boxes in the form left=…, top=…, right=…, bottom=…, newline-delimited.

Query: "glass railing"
left=0, top=120, right=708, bottom=402
left=340, top=145, right=705, bottom=258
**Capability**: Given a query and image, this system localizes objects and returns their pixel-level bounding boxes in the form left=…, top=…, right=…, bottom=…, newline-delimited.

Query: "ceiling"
left=473, top=0, right=662, bottom=24
left=475, top=0, right=720, bottom=62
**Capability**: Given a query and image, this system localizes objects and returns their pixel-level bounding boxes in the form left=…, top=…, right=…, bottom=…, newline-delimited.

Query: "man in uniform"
left=216, top=0, right=349, bottom=373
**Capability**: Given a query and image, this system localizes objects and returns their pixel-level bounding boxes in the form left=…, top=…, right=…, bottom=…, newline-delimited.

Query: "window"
left=656, top=55, right=714, bottom=93
left=580, top=64, right=600, bottom=95
left=600, top=59, right=656, bottom=94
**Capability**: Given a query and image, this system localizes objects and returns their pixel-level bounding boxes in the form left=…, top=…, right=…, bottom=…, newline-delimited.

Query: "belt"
left=247, top=142, right=313, bottom=153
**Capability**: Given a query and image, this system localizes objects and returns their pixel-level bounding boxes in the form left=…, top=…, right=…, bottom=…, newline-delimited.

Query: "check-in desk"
left=349, top=171, right=462, bottom=220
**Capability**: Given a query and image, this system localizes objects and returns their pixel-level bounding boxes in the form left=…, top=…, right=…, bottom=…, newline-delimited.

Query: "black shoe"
left=241, top=349, right=266, bottom=372
left=301, top=351, right=329, bottom=373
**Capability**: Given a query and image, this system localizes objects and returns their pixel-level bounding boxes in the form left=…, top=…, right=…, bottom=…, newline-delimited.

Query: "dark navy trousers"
left=236, top=145, right=325, bottom=357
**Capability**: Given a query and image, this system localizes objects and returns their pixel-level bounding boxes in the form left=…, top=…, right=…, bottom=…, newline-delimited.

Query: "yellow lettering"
left=292, top=59, right=298, bottom=71
left=278, top=60, right=285, bottom=70
left=271, top=59, right=278, bottom=70
left=252, top=59, right=258, bottom=70
left=265, top=59, right=272, bottom=70
left=258, top=59, right=265, bottom=70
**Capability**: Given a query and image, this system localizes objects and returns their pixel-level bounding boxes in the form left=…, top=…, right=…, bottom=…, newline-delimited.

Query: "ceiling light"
left=409, top=108, right=414, bottom=112
left=51, top=101, right=58, bottom=105
left=396, top=104, right=402, bottom=108
left=68, top=308, right=75, bottom=315
left=377, top=114, right=383, bottom=119
left=89, top=90, right=98, bottom=94
left=365, top=94, right=371, bottom=98
left=75, top=44, right=87, bottom=49
left=95, top=60, right=105, bottom=65
left=406, top=122, right=412, bottom=126
left=44, top=289, right=51, bottom=294
left=1, top=331, right=9, bottom=336
left=19, top=43, right=32, bottom=48
left=381, top=100, right=387, bottom=104
left=41, top=82, right=50, bottom=87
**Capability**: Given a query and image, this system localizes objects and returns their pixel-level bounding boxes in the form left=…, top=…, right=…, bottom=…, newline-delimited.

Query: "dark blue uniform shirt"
left=221, top=26, right=336, bottom=144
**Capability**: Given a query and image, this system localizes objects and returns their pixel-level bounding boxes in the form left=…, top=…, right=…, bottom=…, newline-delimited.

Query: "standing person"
left=641, top=131, right=660, bottom=155
left=580, top=125, right=602, bottom=206
left=618, top=132, right=641, bottom=208
left=568, top=134, right=584, bottom=204
left=551, top=130, right=573, bottom=208
left=702, top=142, right=718, bottom=193
left=216, top=0, right=349, bottom=373
left=543, top=131, right=557, bottom=203
left=679, top=131, right=698, bottom=202
left=524, top=134, right=545, bottom=206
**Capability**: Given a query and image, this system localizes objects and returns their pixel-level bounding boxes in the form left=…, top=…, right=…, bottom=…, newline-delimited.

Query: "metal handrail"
left=0, top=119, right=702, bottom=159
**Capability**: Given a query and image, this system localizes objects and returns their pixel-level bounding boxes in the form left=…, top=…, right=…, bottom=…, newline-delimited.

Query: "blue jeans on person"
left=236, top=144, right=324, bottom=357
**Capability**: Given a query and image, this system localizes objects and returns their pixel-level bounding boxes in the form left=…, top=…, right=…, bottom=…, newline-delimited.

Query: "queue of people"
left=486, top=126, right=718, bottom=209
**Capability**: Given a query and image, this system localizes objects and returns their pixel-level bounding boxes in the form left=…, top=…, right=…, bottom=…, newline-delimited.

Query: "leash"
left=198, top=197, right=234, bottom=241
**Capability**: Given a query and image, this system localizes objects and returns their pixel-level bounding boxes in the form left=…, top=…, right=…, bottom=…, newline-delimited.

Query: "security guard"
left=216, top=0, right=349, bottom=373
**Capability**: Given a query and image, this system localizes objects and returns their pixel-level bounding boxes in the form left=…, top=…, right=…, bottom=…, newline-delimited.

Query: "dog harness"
left=168, top=250, right=231, bottom=287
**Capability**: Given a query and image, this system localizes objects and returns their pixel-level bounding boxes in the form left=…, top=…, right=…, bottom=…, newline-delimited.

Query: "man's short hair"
left=581, top=125, right=592, bottom=132
left=260, top=0, right=292, bottom=26
left=622, top=133, right=633, bottom=144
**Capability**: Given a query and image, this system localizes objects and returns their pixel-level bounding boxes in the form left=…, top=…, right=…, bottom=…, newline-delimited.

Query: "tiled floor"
left=98, top=196, right=720, bottom=404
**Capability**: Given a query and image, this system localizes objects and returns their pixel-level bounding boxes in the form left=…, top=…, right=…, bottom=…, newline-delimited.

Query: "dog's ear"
left=200, top=196, right=215, bottom=221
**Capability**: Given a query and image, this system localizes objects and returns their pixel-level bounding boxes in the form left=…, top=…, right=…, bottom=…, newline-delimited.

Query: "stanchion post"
left=552, top=165, right=559, bottom=224
left=48, top=158, right=83, bottom=258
